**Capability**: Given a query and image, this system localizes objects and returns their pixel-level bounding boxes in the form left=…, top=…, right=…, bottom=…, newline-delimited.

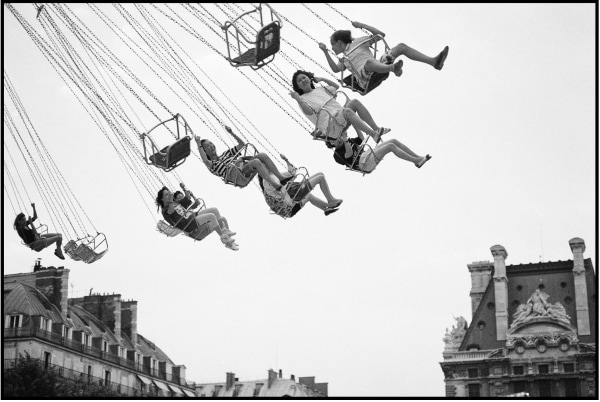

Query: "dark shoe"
left=434, top=46, right=449, bottom=70
left=393, top=59, right=404, bottom=76
left=55, top=249, right=65, bottom=260
left=324, top=208, right=339, bottom=216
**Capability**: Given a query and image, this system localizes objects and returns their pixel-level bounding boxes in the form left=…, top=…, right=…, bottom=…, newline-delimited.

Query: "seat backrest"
left=149, top=136, right=191, bottom=171
left=157, top=220, right=183, bottom=237
left=255, top=22, right=280, bottom=62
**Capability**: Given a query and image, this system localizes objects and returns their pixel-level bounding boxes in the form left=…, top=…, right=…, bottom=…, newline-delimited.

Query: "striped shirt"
left=208, top=145, right=242, bottom=178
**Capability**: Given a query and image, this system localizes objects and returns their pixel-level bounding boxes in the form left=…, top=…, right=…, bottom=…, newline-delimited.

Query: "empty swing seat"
left=149, top=136, right=191, bottom=170
left=230, top=22, right=280, bottom=67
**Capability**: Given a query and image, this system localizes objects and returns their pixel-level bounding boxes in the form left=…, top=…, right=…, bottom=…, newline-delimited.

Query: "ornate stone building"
left=440, top=237, right=596, bottom=397
left=195, top=369, right=327, bottom=397
left=3, top=261, right=196, bottom=397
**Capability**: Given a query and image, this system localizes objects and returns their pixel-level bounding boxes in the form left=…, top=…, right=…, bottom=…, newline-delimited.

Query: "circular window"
left=516, top=344, right=525, bottom=354
left=477, top=321, right=486, bottom=330
left=538, top=284, right=545, bottom=290
left=516, top=285, right=523, bottom=291
left=564, top=296, right=572, bottom=305
left=537, top=343, right=547, bottom=353
left=487, top=302, right=495, bottom=310
left=559, top=342, right=570, bottom=352
left=560, top=282, right=567, bottom=288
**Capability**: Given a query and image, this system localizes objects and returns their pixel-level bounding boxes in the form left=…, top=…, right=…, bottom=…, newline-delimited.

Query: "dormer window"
left=5, top=315, right=22, bottom=328
left=253, top=383, right=263, bottom=397
left=83, top=333, right=91, bottom=346
left=40, top=317, right=52, bottom=332
left=62, top=326, right=72, bottom=340
left=102, top=340, right=109, bottom=352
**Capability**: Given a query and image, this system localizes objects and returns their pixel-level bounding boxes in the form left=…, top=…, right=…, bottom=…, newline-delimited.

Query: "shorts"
left=359, top=148, right=378, bottom=173
left=225, top=159, right=257, bottom=187
left=317, top=109, right=348, bottom=141
left=286, top=181, right=313, bottom=202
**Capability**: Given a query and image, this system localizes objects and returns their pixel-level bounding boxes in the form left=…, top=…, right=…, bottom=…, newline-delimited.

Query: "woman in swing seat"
left=258, top=155, right=343, bottom=218
left=196, top=125, right=293, bottom=190
left=319, top=21, right=449, bottom=90
left=290, top=70, right=390, bottom=144
left=14, top=202, right=65, bottom=259
left=333, top=130, right=432, bottom=174
left=155, top=186, right=239, bottom=251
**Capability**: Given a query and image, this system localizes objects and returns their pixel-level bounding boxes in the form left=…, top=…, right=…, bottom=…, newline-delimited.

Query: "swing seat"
left=157, top=220, right=183, bottom=237
left=185, top=225, right=211, bottom=241
left=342, top=72, right=389, bottom=96
left=64, top=240, right=83, bottom=261
left=230, top=22, right=281, bottom=68
left=148, top=136, right=191, bottom=171
left=222, top=143, right=259, bottom=188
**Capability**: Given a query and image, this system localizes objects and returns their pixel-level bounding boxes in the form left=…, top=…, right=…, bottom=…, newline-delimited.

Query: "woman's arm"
left=225, top=126, right=245, bottom=147
left=30, top=202, right=38, bottom=222
left=318, top=43, right=344, bottom=73
left=290, top=92, right=314, bottom=115
left=352, top=21, right=385, bottom=37
left=314, top=76, right=339, bottom=90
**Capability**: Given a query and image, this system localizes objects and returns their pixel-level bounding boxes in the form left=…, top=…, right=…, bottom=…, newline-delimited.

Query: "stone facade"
left=440, top=237, right=596, bottom=397
left=3, top=264, right=196, bottom=397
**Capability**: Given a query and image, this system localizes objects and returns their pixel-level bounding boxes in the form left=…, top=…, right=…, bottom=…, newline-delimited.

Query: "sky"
left=3, top=3, right=597, bottom=397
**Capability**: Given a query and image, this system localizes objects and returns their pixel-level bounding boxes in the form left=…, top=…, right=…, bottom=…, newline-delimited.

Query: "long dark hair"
left=13, top=213, right=25, bottom=230
left=155, top=187, right=168, bottom=211
left=331, top=30, right=352, bottom=44
left=291, top=70, right=315, bottom=95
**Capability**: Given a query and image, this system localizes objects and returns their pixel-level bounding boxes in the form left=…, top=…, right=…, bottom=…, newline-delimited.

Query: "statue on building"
left=510, top=289, right=572, bottom=328
left=443, top=316, right=468, bottom=351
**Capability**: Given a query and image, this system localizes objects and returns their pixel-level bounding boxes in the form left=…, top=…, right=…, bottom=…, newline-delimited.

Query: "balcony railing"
left=4, top=328, right=195, bottom=389
left=3, top=358, right=151, bottom=397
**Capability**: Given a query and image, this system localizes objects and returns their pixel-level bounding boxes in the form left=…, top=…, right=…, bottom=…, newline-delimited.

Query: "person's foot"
left=55, top=248, right=65, bottom=260
left=224, top=229, right=236, bottom=237
left=415, top=154, right=432, bottom=168
left=327, top=199, right=343, bottom=209
left=434, top=46, right=449, bottom=70
left=393, top=59, right=404, bottom=77
left=225, top=241, right=239, bottom=251
left=324, top=208, right=339, bottom=216
left=372, top=127, right=390, bottom=143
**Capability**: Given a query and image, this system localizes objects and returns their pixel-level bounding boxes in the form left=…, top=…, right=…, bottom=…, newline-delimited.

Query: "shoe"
left=415, top=154, right=432, bottom=168
left=372, top=127, right=389, bottom=143
left=55, top=249, right=65, bottom=260
left=225, top=241, right=239, bottom=251
left=224, top=229, right=236, bottom=237
left=393, top=60, right=404, bottom=77
left=324, top=208, right=339, bottom=216
left=327, top=199, right=343, bottom=209
left=434, top=46, right=449, bottom=70
left=220, top=233, right=232, bottom=244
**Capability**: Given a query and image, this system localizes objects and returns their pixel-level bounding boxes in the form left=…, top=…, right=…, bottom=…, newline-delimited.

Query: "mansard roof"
left=69, top=304, right=119, bottom=343
left=137, top=333, right=174, bottom=363
left=197, top=378, right=325, bottom=397
left=3, top=281, right=64, bottom=324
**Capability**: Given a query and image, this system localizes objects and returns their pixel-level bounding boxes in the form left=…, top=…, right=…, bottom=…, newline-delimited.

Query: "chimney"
left=299, top=376, right=314, bottom=388
left=491, top=245, right=509, bottom=340
left=315, top=382, right=328, bottom=396
left=81, top=293, right=122, bottom=338
left=290, top=374, right=295, bottom=381
left=267, top=369, right=277, bottom=388
left=569, top=237, right=590, bottom=335
left=9, top=266, right=70, bottom=316
left=121, top=300, right=138, bottom=345
left=467, top=261, right=493, bottom=317
left=278, top=369, right=282, bottom=378
left=226, top=372, right=235, bottom=390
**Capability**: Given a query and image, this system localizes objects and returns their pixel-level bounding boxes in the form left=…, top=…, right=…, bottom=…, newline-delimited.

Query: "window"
left=513, top=381, right=527, bottom=394
left=538, top=364, right=549, bottom=374
left=538, top=380, right=552, bottom=397
left=536, top=343, right=547, bottom=353
left=253, top=383, right=263, bottom=397
left=213, top=385, right=222, bottom=397
left=102, top=340, right=109, bottom=352
left=564, top=379, right=578, bottom=397
left=104, top=370, right=111, bottom=386
left=515, top=343, right=525, bottom=354
left=468, top=368, right=478, bottom=378
left=233, top=384, right=242, bottom=397
left=6, top=315, right=22, bottom=328
left=43, top=352, right=52, bottom=370
left=563, top=363, right=575, bottom=373
left=62, top=326, right=71, bottom=340
left=468, top=383, right=481, bottom=397
left=559, top=342, right=570, bottom=352
left=513, top=365, right=524, bottom=375
left=83, top=333, right=91, bottom=346
left=40, top=317, right=51, bottom=332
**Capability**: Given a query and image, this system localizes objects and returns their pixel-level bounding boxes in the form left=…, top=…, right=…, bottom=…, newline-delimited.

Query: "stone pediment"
left=509, top=316, right=576, bottom=335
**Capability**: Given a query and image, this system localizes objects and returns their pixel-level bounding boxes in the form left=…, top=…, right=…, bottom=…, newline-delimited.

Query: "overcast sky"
left=3, top=3, right=596, bottom=397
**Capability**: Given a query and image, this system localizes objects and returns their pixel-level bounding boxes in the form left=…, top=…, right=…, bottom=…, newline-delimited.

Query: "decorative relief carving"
left=510, top=289, right=572, bottom=328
